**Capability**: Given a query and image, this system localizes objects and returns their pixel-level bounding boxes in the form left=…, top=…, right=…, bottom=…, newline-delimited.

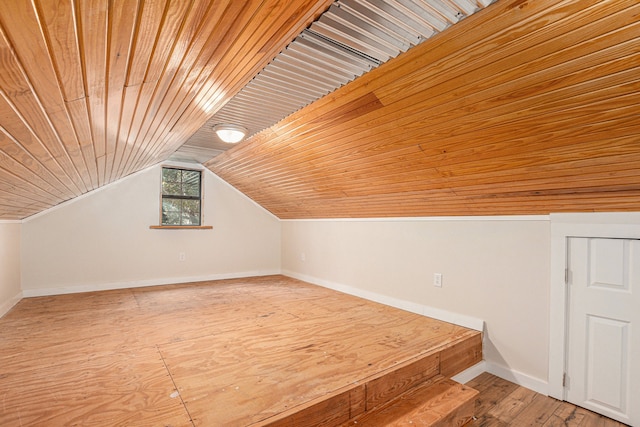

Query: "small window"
left=161, top=167, right=202, bottom=226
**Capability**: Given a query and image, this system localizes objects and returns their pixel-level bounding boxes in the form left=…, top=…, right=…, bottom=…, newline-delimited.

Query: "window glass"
left=161, top=167, right=202, bottom=226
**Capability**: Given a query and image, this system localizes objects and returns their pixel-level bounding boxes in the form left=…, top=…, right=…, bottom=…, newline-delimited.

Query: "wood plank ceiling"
left=0, top=0, right=332, bottom=220
left=207, top=0, right=640, bottom=218
left=0, top=0, right=638, bottom=221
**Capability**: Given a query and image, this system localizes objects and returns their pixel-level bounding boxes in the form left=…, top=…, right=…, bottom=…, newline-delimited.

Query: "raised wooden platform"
left=0, top=275, right=481, bottom=426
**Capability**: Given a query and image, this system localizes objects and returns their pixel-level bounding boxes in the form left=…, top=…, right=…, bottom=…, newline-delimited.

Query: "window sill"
left=149, top=225, right=213, bottom=230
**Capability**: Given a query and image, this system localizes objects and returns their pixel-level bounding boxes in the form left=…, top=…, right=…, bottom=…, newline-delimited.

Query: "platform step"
left=341, top=375, right=478, bottom=427
left=259, top=332, right=482, bottom=426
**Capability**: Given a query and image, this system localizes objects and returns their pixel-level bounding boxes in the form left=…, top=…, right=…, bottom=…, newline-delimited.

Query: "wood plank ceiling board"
left=0, top=0, right=333, bottom=220
left=206, top=0, right=640, bottom=219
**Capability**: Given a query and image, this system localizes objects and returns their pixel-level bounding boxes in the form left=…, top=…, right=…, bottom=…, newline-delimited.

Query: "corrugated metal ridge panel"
left=350, top=0, right=436, bottom=40
left=259, top=67, right=331, bottom=98
left=299, top=31, right=378, bottom=70
left=337, top=0, right=423, bottom=46
left=292, top=34, right=374, bottom=76
left=178, top=0, right=493, bottom=160
left=329, top=3, right=414, bottom=48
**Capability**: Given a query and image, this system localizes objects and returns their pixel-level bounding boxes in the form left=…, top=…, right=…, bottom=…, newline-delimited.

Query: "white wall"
left=281, top=218, right=550, bottom=389
left=0, top=221, right=21, bottom=316
left=21, top=163, right=281, bottom=295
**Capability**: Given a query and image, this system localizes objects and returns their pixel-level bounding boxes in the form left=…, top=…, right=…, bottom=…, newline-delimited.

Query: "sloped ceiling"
left=0, top=0, right=332, bottom=220
left=207, top=0, right=640, bottom=218
left=0, top=0, right=639, bottom=221
left=179, top=0, right=494, bottom=162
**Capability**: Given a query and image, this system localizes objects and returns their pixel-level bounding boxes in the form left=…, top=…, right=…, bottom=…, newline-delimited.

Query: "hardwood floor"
left=467, top=372, right=629, bottom=427
left=0, top=275, right=480, bottom=426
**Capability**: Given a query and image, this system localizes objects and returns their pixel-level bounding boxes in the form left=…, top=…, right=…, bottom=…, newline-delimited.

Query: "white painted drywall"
left=0, top=221, right=21, bottom=316
left=281, top=218, right=550, bottom=388
left=21, top=163, right=281, bottom=294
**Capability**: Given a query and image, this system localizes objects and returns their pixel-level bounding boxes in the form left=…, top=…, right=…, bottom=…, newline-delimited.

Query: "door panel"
left=566, top=237, right=639, bottom=426
left=585, top=315, right=628, bottom=412
left=589, top=238, right=629, bottom=291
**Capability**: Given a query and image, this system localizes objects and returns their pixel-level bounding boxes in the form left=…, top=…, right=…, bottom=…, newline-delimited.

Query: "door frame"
left=549, top=212, right=640, bottom=400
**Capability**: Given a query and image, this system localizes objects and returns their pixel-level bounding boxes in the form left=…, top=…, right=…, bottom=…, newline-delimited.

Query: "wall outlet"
left=300, top=252, right=306, bottom=262
left=433, top=273, right=442, bottom=287
left=179, top=252, right=186, bottom=262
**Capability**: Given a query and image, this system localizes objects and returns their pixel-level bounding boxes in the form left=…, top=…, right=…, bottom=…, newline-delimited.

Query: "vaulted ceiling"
left=0, top=0, right=639, bottom=220
left=0, top=0, right=331, bottom=219
left=208, top=0, right=640, bottom=218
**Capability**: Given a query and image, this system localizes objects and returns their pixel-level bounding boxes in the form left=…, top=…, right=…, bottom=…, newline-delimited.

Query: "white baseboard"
left=21, top=269, right=281, bottom=297
left=452, top=361, right=487, bottom=384
left=0, top=290, right=23, bottom=318
left=485, top=361, right=549, bottom=396
left=282, top=270, right=484, bottom=331
left=451, top=360, right=548, bottom=396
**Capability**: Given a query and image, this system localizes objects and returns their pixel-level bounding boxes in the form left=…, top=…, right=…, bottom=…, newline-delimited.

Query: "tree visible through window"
left=161, top=167, right=202, bottom=226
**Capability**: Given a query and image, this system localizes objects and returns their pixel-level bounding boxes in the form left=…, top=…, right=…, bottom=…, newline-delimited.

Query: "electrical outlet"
left=300, top=252, right=306, bottom=262
left=433, top=273, right=442, bottom=287
left=179, top=252, right=186, bottom=262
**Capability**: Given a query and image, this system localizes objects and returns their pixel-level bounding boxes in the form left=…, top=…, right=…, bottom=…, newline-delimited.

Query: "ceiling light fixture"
left=214, top=123, right=247, bottom=143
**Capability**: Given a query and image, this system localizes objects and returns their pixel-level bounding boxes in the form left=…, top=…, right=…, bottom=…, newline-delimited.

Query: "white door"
left=566, top=237, right=640, bottom=426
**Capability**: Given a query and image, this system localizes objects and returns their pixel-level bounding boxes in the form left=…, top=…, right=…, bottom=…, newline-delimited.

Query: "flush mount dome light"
left=214, top=123, right=247, bottom=143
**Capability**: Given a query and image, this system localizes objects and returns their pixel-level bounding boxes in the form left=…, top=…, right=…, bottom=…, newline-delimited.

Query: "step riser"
left=441, top=334, right=483, bottom=378
left=432, top=396, right=476, bottom=427
left=343, top=378, right=478, bottom=426
left=366, top=352, right=440, bottom=411
left=261, top=334, right=481, bottom=426
left=264, top=386, right=360, bottom=427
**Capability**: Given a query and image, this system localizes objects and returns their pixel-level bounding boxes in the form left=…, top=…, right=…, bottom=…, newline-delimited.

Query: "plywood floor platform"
left=0, top=275, right=481, bottom=426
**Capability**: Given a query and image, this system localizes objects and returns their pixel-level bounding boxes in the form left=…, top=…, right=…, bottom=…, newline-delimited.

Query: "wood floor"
left=0, top=275, right=480, bottom=426
left=467, top=373, right=629, bottom=427
left=0, top=275, right=626, bottom=426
